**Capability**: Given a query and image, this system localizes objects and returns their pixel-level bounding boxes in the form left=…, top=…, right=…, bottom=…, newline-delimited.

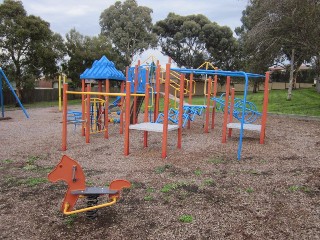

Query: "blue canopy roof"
left=80, top=55, right=125, bottom=81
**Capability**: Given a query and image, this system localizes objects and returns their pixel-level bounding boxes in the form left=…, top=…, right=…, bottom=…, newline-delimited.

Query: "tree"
left=100, top=0, right=157, bottom=66
left=63, top=29, right=125, bottom=87
left=203, top=24, right=239, bottom=70
left=153, top=13, right=238, bottom=69
left=0, top=0, right=65, bottom=101
left=236, top=0, right=320, bottom=98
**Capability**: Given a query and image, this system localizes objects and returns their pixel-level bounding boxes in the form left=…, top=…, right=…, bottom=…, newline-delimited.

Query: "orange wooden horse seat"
left=48, top=155, right=131, bottom=218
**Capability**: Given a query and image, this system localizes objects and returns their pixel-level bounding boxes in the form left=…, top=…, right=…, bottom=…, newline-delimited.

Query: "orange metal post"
left=161, top=63, right=171, bottom=159
left=211, top=75, right=218, bottom=129
left=187, top=73, right=193, bottom=129
left=120, top=81, right=125, bottom=134
left=85, top=85, right=91, bottom=143
left=154, top=64, right=161, bottom=122
left=144, top=81, right=150, bottom=148
left=222, top=76, right=231, bottom=143
left=98, top=81, right=102, bottom=96
left=204, top=77, right=212, bottom=133
left=81, top=79, right=85, bottom=136
left=62, top=83, right=68, bottom=151
left=177, top=74, right=185, bottom=149
left=124, top=81, right=131, bottom=156
left=97, top=80, right=103, bottom=131
left=104, top=79, right=110, bottom=139
left=228, top=88, right=235, bottom=137
left=260, top=72, right=270, bottom=144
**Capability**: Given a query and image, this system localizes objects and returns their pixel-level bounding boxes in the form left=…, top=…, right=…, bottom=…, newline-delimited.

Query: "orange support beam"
left=98, top=80, right=103, bottom=131
left=124, top=80, right=131, bottom=156
left=228, top=88, right=235, bottom=137
left=187, top=73, right=193, bottom=129
left=62, top=83, right=68, bottom=151
left=120, top=81, right=125, bottom=134
left=85, top=85, right=91, bottom=144
left=104, top=79, right=110, bottom=139
left=211, top=75, right=218, bottom=129
left=204, top=77, right=212, bottom=133
left=81, top=79, right=85, bottom=136
left=222, top=76, right=231, bottom=143
left=161, top=63, right=171, bottom=159
left=177, top=74, right=185, bottom=149
left=98, top=81, right=102, bottom=97
left=260, top=72, right=270, bottom=144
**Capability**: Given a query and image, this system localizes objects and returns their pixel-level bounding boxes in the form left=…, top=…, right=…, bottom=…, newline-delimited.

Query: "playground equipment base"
left=129, top=122, right=179, bottom=132
left=227, top=123, right=261, bottom=132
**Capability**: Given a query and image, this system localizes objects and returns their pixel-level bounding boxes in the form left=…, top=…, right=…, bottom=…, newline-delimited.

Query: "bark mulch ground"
left=0, top=107, right=319, bottom=239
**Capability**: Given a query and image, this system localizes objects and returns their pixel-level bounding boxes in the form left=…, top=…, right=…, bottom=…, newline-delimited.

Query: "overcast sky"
left=1, top=0, right=249, bottom=65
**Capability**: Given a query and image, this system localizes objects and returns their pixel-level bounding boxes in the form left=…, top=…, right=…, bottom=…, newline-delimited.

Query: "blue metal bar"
left=0, top=76, right=4, bottom=117
left=170, top=68, right=264, bottom=78
left=237, top=72, right=249, bottom=160
left=0, top=68, right=29, bottom=118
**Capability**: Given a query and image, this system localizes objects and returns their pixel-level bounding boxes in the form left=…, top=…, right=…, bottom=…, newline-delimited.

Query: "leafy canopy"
left=63, top=29, right=125, bottom=86
left=153, top=13, right=238, bottom=69
left=235, top=0, right=320, bottom=97
left=0, top=0, right=64, bottom=98
left=236, top=0, right=320, bottom=72
left=100, top=0, right=157, bottom=66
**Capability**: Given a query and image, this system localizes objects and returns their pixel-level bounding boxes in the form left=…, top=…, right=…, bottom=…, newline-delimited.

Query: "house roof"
left=80, top=55, right=125, bottom=81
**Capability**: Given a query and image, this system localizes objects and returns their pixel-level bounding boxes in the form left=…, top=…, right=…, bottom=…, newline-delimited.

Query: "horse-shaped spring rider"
left=48, top=155, right=131, bottom=218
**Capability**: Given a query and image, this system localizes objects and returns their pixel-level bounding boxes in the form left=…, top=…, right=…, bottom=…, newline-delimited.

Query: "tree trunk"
left=287, top=48, right=295, bottom=100
left=253, top=81, right=258, bottom=93
left=15, top=87, right=23, bottom=107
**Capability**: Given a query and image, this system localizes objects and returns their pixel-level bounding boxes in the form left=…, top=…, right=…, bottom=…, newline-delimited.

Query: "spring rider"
left=48, top=155, right=131, bottom=219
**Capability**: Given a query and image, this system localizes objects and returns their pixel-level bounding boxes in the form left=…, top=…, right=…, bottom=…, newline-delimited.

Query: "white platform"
left=227, top=123, right=261, bottom=132
left=183, top=103, right=207, bottom=108
left=129, top=122, right=179, bottom=132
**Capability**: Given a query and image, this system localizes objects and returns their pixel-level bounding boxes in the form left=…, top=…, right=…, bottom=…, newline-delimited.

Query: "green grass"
left=144, top=195, right=153, bottom=201
left=23, top=155, right=42, bottom=171
left=65, top=214, right=78, bottom=227
left=179, top=214, right=193, bottom=223
left=7, top=88, right=319, bottom=116
left=161, top=183, right=179, bottom=193
left=208, top=158, right=225, bottom=164
left=203, top=179, right=215, bottom=186
left=245, top=187, right=254, bottom=193
left=155, top=164, right=172, bottom=174
left=23, top=177, right=48, bottom=187
left=245, top=88, right=320, bottom=116
left=191, top=88, right=320, bottom=116
left=194, top=168, right=202, bottom=176
left=5, top=99, right=82, bottom=109
left=288, top=185, right=311, bottom=193
left=2, top=159, right=13, bottom=164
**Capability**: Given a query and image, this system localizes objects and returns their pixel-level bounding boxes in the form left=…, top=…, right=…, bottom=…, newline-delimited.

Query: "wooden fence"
left=2, top=82, right=314, bottom=105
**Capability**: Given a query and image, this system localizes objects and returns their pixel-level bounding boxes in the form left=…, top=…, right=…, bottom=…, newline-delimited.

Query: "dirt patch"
left=0, top=117, right=12, bottom=121
left=0, top=107, right=319, bottom=239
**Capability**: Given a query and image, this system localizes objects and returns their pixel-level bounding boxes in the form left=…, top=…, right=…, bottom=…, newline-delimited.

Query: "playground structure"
left=170, top=68, right=269, bottom=160
left=61, top=56, right=207, bottom=157
left=213, top=93, right=261, bottom=124
left=61, top=56, right=147, bottom=151
left=61, top=55, right=269, bottom=160
left=48, top=155, right=131, bottom=218
left=0, top=68, right=29, bottom=118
